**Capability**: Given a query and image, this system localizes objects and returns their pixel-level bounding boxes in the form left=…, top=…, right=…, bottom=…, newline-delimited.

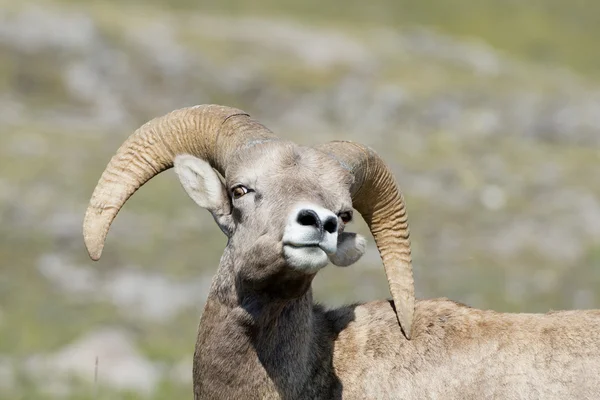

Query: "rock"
left=103, top=269, right=211, bottom=323
left=480, top=184, right=506, bottom=211
left=37, top=254, right=98, bottom=296
left=37, top=254, right=210, bottom=322
left=27, top=328, right=159, bottom=395
left=0, top=357, right=14, bottom=391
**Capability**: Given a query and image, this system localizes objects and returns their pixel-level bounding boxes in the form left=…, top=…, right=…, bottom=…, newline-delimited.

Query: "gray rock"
left=27, top=328, right=159, bottom=394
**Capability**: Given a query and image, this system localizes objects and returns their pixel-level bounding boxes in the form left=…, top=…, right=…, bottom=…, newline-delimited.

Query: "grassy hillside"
left=36, top=0, right=600, bottom=79
left=0, top=1, right=598, bottom=398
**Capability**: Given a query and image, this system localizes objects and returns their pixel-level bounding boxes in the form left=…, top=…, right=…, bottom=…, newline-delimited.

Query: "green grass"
left=1, top=378, right=190, bottom=400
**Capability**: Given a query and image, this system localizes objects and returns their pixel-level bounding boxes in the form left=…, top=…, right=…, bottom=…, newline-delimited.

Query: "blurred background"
left=1, top=0, right=599, bottom=398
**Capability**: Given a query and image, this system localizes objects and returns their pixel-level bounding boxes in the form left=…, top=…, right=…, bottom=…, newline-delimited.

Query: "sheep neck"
left=193, top=258, right=324, bottom=399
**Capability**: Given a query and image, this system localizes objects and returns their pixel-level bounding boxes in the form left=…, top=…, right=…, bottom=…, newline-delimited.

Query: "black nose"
left=297, top=209, right=320, bottom=228
left=297, top=209, right=338, bottom=234
left=322, top=216, right=338, bottom=234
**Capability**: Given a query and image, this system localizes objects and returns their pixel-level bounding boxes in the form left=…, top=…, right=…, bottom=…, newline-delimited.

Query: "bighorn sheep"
left=84, top=105, right=600, bottom=399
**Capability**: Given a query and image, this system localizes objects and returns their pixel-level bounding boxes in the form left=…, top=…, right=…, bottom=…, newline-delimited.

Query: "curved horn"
left=83, top=105, right=276, bottom=261
left=316, top=141, right=414, bottom=339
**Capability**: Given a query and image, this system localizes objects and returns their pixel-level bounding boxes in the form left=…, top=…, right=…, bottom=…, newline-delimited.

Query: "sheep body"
left=194, top=291, right=600, bottom=399
left=330, top=299, right=600, bottom=399
left=81, top=105, right=600, bottom=400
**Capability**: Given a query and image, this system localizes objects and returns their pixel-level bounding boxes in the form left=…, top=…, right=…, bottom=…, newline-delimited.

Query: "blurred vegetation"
left=0, top=0, right=599, bottom=398
left=35, top=0, right=600, bottom=80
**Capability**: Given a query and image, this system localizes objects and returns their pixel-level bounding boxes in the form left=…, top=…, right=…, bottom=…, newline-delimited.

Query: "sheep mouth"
left=283, top=242, right=335, bottom=255
left=283, top=242, right=321, bottom=249
left=282, top=243, right=330, bottom=273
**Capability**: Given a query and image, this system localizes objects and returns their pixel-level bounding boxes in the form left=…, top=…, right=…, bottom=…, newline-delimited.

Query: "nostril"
left=323, top=216, right=338, bottom=234
left=297, top=209, right=320, bottom=228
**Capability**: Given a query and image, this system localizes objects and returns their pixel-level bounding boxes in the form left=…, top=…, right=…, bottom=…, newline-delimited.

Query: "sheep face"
left=175, top=142, right=367, bottom=299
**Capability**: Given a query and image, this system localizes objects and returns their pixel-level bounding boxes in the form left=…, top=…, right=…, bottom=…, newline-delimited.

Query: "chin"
left=283, top=245, right=329, bottom=274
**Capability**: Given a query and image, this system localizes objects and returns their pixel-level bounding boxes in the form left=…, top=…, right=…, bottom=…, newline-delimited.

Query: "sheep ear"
left=329, top=232, right=366, bottom=267
left=174, top=154, right=230, bottom=215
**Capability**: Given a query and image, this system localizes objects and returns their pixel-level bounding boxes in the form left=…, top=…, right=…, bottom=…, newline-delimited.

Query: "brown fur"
left=195, top=276, right=600, bottom=400
left=185, top=143, right=600, bottom=399
left=331, top=300, right=600, bottom=399
left=195, top=283, right=600, bottom=399
left=86, top=129, right=600, bottom=399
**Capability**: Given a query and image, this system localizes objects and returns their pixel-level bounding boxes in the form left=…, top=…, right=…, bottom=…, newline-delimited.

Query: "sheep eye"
left=339, top=211, right=353, bottom=224
left=232, top=185, right=249, bottom=199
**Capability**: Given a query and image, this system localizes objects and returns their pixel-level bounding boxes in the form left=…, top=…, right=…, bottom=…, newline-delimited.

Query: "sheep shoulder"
left=323, top=299, right=600, bottom=399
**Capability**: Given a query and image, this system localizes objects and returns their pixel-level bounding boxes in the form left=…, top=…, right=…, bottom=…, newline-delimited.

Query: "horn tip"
left=84, top=237, right=104, bottom=261
left=402, top=319, right=412, bottom=340
left=88, top=249, right=102, bottom=261
left=83, top=218, right=105, bottom=261
left=392, top=299, right=413, bottom=340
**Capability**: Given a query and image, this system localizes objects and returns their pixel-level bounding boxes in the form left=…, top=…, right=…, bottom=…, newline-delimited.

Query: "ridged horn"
left=83, top=105, right=276, bottom=261
left=316, top=141, right=414, bottom=339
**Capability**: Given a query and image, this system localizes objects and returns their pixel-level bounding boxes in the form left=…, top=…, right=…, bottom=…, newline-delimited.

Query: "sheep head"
left=82, top=105, right=414, bottom=338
